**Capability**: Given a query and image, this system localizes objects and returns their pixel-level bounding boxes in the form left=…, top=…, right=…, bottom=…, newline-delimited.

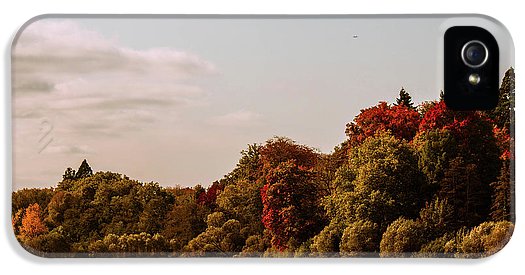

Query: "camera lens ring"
left=461, top=40, right=489, bottom=68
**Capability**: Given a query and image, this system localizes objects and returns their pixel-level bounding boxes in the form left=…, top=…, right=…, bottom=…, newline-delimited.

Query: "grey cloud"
left=12, top=78, right=55, bottom=94
left=13, top=21, right=216, bottom=78
left=89, top=98, right=177, bottom=109
left=43, top=144, right=91, bottom=155
left=12, top=19, right=216, bottom=138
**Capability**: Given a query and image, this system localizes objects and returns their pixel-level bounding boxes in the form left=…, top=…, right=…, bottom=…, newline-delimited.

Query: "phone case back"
left=11, top=15, right=515, bottom=258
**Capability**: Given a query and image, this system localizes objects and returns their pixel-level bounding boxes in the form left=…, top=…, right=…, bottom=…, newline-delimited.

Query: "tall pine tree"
left=395, top=87, right=415, bottom=110
left=438, top=157, right=491, bottom=228
left=487, top=68, right=514, bottom=130
left=75, top=159, right=93, bottom=179
left=490, top=161, right=513, bottom=222
left=486, top=68, right=515, bottom=222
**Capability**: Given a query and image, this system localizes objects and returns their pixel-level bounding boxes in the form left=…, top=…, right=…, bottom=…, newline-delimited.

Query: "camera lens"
left=461, top=40, right=488, bottom=68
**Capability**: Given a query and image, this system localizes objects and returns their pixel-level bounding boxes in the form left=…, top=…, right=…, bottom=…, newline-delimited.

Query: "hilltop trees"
left=63, top=168, right=76, bottom=180
left=395, top=87, right=415, bottom=110
left=259, top=137, right=319, bottom=170
left=11, top=71, right=515, bottom=257
left=14, top=168, right=180, bottom=254
left=222, top=143, right=262, bottom=184
left=61, top=159, right=93, bottom=181
left=345, top=101, right=420, bottom=144
left=487, top=67, right=514, bottom=130
left=58, top=159, right=94, bottom=190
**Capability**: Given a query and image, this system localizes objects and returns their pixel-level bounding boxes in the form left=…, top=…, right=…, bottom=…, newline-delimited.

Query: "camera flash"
left=469, top=73, right=481, bottom=85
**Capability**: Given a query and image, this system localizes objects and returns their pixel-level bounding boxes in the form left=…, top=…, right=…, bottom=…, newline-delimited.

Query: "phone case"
left=11, top=15, right=515, bottom=258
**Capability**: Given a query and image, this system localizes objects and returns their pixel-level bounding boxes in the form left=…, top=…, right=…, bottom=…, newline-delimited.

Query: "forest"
left=12, top=68, right=514, bottom=257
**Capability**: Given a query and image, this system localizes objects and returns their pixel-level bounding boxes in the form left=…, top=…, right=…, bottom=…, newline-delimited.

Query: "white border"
left=1, top=1, right=522, bottom=275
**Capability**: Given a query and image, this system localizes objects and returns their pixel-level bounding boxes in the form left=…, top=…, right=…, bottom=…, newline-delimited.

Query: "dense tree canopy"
left=340, top=220, right=380, bottom=256
left=345, top=101, right=421, bottom=144
left=12, top=69, right=514, bottom=257
left=324, top=132, right=427, bottom=232
left=261, top=160, right=323, bottom=251
left=380, top=217, right=426, bottom=257
left=415, top=101, right=501, bottom=228
left=184, top=212, right=245, bottom=256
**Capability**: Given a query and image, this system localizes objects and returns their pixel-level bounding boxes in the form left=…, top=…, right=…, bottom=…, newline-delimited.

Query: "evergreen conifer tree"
left=75, top=159, right=93, bottom=179
left=395, top=87, right=415, bottom=109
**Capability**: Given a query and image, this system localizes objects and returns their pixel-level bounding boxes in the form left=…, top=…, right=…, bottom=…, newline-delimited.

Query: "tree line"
left=12, top=68, right=514, bottom=257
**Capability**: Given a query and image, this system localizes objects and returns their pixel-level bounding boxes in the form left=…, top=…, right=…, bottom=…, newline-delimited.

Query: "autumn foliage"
left=196, top=181, right=225, bottom=209
left=12, top=69, right=514, bottom=257
left=346, top=102, right=421, bottom=144
left=19, top=203, right=48, bottom=238
left=260, top=160, right=322, bottom=251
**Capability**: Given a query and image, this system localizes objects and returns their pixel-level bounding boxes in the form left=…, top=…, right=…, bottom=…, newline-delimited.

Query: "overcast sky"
left=12, top=17, right=507, bottom=189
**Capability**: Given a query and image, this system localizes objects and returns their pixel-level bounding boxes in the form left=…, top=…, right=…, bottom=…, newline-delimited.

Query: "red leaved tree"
left=197, top=181, right=225, bottom=210
left=259, top=137, right=318, bottom=171
left=260, top=160, right=322, bottom=251
left=258, top=137, right=323, bottom=251
left=346, top=102, right=421, bottom=144
left=418, top=101, right=499, bottom=154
